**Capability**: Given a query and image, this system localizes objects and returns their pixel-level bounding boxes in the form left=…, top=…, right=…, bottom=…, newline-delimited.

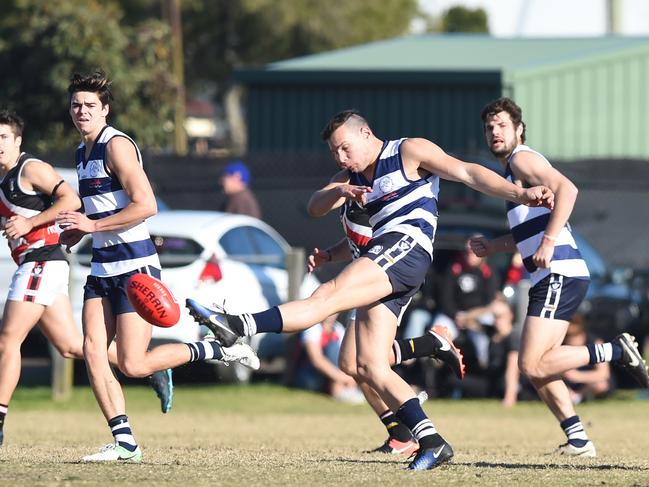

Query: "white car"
left=68, top=210, right=320, bottom=376
left=0, top=167, right=320, bottom=381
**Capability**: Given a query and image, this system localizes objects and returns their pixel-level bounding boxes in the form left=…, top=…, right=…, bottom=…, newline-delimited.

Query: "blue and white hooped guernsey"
left=505, top=144, right=589, bottom=285
left=76, top=125, right=160, bottom=277
left=349, top=139, right=440, bottom=257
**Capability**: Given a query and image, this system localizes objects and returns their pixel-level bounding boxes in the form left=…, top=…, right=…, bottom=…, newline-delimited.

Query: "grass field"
left=1, top=385, right=648, bottom=486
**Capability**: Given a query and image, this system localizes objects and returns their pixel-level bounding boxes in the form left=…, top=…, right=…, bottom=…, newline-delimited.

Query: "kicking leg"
left=186, top=257, right=393, bottom=346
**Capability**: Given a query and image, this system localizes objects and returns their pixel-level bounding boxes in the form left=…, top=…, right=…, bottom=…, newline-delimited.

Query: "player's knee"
left=311, top=281, right=335, bottom=299
left=355, top=362, right=371, bottom=382
left=59, top=348, right=80, bottom=360
left=54, top=341, right=83, bottom=360
left=338, top=355, right=358, bottom=378
left=309, top=281, right=343, bottom=310
left=118, top=359, right=149, bottom=379
left=356, top=360, right=387, bottom=386
left=518, top=358, right=544, bottom=381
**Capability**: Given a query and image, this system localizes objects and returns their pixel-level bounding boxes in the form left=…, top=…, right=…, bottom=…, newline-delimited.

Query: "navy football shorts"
left=527, top=273, right=590, bottom=321
left=84, top=265, right=161, bottom=315
left=360, top=232, right=431, bottom=321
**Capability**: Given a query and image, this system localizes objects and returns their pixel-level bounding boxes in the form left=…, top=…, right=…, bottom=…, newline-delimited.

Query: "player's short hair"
left=0, top=110, right=25, bottom=138
left=68, top=70, right=114, bottom=106
left=481, top=97, right=526, bottom=143
left=321, top=109, right=370, bottom=141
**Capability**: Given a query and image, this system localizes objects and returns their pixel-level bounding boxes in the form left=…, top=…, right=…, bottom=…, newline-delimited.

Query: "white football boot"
left=220, top=343, right=261, bottom=370
left=81, top=443, right=143, bottom=463
left=554, top=441, right=597, bottom=458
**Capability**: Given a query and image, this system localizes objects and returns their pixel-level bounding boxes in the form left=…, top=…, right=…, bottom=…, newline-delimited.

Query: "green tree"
left=442, top=6, right=489, bottom=33
left=180, top=0, right=420, bottom=93
left=0, top=0, right=175, bottom=153
left=114, top=0, right=421, bottom=152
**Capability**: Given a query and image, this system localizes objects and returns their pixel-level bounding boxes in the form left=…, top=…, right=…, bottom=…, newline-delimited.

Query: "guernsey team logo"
left=378, top=176, right=393, bottom=193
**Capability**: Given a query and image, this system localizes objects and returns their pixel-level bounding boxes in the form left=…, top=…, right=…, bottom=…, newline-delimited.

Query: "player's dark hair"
left=481, top=97, right=526, bottom=143
left=321, top=109, right=370, bottom=141
left=0, top=110, right=25, bottom=138
left=68, top=70, right=114, bottom=106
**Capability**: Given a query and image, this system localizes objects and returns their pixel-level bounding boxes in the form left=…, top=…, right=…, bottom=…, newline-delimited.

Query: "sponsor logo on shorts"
left=368, top=245, right=383, bottom=255
left=550, top=281, right=562, bottom=290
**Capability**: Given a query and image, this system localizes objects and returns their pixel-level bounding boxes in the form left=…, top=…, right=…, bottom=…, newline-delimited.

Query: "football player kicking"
left=306, top=197, right=464, bottom=456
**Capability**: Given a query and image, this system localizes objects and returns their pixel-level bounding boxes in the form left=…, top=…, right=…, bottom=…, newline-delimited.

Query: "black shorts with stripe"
left=84, top=265, right=161, bottom=315
left=527, top=273, right=590, bottom=321
left=360, top=232, right=431, bottom=320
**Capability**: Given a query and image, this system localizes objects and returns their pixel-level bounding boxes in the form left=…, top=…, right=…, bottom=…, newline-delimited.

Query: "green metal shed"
left=236, top=34, right=649, bottom=160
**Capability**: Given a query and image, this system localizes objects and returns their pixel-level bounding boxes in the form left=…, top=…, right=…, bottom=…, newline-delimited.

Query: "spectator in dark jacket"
left=220, top=160, right=262, bottom=219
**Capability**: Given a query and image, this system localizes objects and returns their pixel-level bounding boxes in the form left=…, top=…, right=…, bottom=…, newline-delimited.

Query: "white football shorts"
left=7, top=260, right=69, bottom=306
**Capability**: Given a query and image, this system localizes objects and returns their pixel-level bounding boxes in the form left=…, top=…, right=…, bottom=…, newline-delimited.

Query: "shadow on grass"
left=326, top=458, right=648, bottom=471
left=456, top=461, right=648, bottom=471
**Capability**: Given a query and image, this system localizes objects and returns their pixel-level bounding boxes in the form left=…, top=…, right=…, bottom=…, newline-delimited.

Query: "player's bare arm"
left=307, top=237, right=351, bottom=273
left=510, top=150, right=578, bottom=268
left=469, top=234, right=516, bottom=257
left=3, top=161, right=79, bottom=239
left=57, top=137, right=157, bottom=234
left=307, top=169, right=371, bottom=217
left=509, top=150, right=577, bottom=238
left=401, top=138, right=554, bottom=209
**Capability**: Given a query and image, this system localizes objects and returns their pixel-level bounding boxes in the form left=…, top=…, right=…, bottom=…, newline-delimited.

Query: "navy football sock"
left=395, top=398, right=443, bottom=450
left=108, top=415, right=138, bottom=452
left=560, top=415, right=589, bottom=447
left=379, top=410, right=412, bottom=442
left=245, top=307, right=283, bottom=334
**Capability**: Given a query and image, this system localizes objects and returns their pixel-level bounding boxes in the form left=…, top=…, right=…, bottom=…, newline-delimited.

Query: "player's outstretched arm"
left=469, top=234, right=516, bottom=257
left=3, top=161, right=80, bottom=239
left=307, top=237, right=351, bottom=272
left=405, top=138, right=554, bottom=209
left=307, top=169, right=371, bottom=217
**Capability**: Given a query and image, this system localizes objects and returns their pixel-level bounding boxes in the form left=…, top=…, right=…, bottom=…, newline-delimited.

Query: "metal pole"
left=50, top=343, right=73, bottom=402
left=286, top=247, right=306, bottom=302
left=283, top=247, right=306, bottom=385
left=165, top=0, right=187, bottom=154
left=51, top=251, right=79, bottom=401
left=515, top=280, right=531, bottom=331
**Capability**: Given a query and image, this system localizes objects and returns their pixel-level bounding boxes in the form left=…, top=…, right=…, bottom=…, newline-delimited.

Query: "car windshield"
left=219, top=226, right=286, bottom=268
left=151, top=235, right=203, bottom=268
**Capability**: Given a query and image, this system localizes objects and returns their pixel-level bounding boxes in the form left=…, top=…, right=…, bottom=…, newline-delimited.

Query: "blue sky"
left=418, top=0, right=649, bottom=36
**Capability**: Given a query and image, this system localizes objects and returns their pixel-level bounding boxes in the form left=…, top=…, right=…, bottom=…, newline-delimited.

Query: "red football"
left=126, top=273, right=180, bottom=327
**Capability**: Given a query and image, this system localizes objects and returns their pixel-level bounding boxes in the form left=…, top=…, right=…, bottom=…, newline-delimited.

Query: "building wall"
left=507, top=45, right=649, bottom=160
left=242, top=71, right=501, bottom=154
